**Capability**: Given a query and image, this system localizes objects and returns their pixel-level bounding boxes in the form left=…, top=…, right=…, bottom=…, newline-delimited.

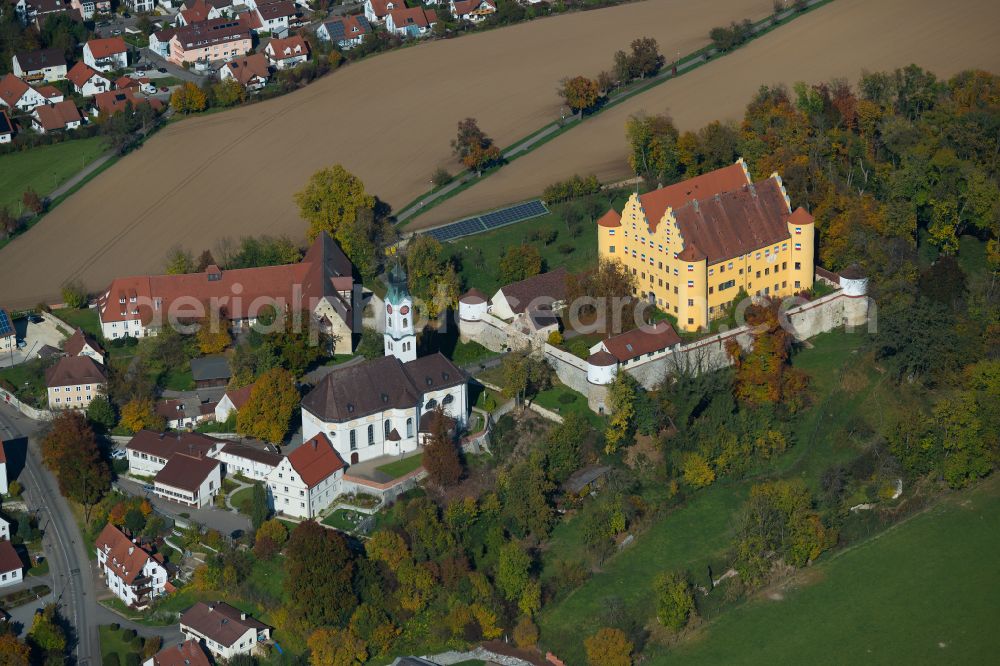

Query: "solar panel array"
left=0, top=310, right=11, bottom=337
left=425, top=200, right=548, bottom=243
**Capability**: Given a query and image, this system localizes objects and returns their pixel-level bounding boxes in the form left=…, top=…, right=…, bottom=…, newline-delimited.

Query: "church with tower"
left=300, top=263, right=469, bottom=465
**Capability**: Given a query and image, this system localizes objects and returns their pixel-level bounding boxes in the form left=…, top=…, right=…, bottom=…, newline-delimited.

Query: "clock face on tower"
left=400, top=305, right=410, bottom=315
left=386, top=304, right=393, bottom=314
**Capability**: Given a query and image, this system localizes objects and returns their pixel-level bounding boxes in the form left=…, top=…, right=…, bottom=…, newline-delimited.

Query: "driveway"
left=115, top=478, right=250, bottom=536
left=0, top=314, right=68, bottom=368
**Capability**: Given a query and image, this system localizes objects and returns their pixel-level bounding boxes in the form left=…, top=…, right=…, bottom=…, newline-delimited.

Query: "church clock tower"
left=384, top=263, right=417, bottom=362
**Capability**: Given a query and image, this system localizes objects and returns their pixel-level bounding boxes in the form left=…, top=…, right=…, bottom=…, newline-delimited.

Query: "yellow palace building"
left=597, top=159, right=815, bottom=332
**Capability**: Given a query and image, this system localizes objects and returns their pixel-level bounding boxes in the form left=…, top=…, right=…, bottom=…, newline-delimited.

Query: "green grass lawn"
left=51, top=307, right=102, bottom=338
left=532, top=381, right=605, bottom=430
left=537, top=328, right=889, bottom=663
left=230, top=486, right=254, bottom=514
left=665, top=476, right=1000, bottom=664
left=99, top=624, right=142, bottom=662
left=443, top=193, right=628, bottom=295
left=321, top=508, right=367, bottom=532
left=158, top=365, right=195, bottom=391
left=449, top=340, right=500, bottom=367
left=0, top=136, right=108, bottom=212
left=0, top=358, right=49, bottom=406
left=376, top=454, right=424, bottom=479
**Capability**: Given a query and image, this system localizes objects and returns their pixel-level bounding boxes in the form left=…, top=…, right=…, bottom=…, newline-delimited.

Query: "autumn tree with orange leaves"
left=726, top=300, right=808, bottom=411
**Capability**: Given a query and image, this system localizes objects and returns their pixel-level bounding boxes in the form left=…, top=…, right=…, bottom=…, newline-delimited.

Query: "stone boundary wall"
left=342, top=467, right=427, bottom=504
left=0, top=389, right=53, bottom=421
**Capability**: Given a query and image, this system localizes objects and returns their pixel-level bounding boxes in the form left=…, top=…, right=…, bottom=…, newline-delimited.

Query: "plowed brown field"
left=0, top=0, right=774, bottom=307
left=418, top=0, right=1000, bottom=228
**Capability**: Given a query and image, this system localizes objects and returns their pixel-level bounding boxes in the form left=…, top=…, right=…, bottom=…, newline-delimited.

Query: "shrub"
left=103, top=654, right=120, bottom=666
left=542, top=173, right=602, bottom=205
left=7, top=481, right=22, bottom=497
left=432, top=167, right=453, bottom=188
left=547, top=330, right=563, bottom=346
left=123, top=629, right=136, bottom=640
left=109, top=623, right=120, bottom=632
left=61, top=279, right=88, bottom=308
left=654, top=571, right=696, bottom=630
left=125, top=653, right=141, bottom=666
left=513, top=616, right=539, bottom=647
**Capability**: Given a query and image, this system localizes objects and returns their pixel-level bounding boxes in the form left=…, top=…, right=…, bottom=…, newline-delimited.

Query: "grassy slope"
left=667, top=475, right=1000, bottom=664
left=0, top=137, right=107, bottom=211
left=538, top=329, right=882, bottom=662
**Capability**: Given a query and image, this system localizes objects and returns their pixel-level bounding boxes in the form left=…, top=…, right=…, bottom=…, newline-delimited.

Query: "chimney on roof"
left=692, top=199, right=699, bottom=212
left=748, top=182, right=757, bottom=198
left=128, top=546, right=134, bottom=555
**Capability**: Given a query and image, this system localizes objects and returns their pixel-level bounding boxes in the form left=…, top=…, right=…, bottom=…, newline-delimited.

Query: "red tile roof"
left=672, top=177, right=793, bottom=265
left=222, top=53, right=269, bottom=87
left=180, top=0, right=213, bottom=24
left=0, top=540, right=22, bottom=575
left=44, top=355, right=107, bottom=388
left=67, top=61, right=106, bottom=88
left=287, top=433, right=344, bottom=488
left=601, top=320, right=681, bottom=362
left=459, top=288, right=487, bottom=304
left=172, top=16, right=252, bottom=51
left=35, top=85, right=62, bottom=100
left=452, top=0, right=496, bottom=16
left=389, top=6, right=434, bottom=29
left=0, top=440, right=6, bottom=464
left=788, top=206, right=814, bottom=226
left=367, top=0, right=402, bottom=17
left=33, top=100, right=80, bottom=131
left=587, top=349, right=617, bottom=366
left=0, top=74, right=30, bottom=107
left=87, top=37, right=128, bottom=59
left=266, top=35, right=309, bottom=60
left=95, top=524, right=156, bottom=584
left=98, top=232, right=353, bottom=327
left=597, top=209, right=621, bottom=228
left=224, top=383, right=255, bottom=411
left=93, top=88, right=163, bottom=115
left=638, top=162, right=750, bottom=233
left=256, top=0, right=296, bottom=20
left=150, top=640, right=212, bottom=666
left=154, top=453, right=220, bottom=492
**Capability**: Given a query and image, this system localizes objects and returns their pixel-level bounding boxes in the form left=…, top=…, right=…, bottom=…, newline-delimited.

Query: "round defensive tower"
left=587, top=350, right=618, bottom=385
left=838, top=264, right=869, bottom=328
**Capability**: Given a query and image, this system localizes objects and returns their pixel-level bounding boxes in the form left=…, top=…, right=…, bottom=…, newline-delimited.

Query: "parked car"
left=160, top=86, right=169, bottom=92
left=111, top=449, right=127, bottom=460
left=27, top=314, right=42, bottom=324
left=122, top=12, right=130, bottom=17
left=16, top=340, right=26, bottom=349
left=157, top=67, right=167, bottom=73
left=112, top=29, right=122, bottom=35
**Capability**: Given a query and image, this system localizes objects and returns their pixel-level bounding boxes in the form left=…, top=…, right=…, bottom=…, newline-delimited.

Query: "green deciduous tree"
left=625, top=112, right=680, bottom=185
left=86, top=396, right=117, bottom=431
left=452, top=117, right=502, bottom=173
left=284, top=521, right=357, bottom=627
left=496, top=541, right=531, bottom=602
left=654, top=571, right=696, bottom=630
left=498, top=243, right=542, bottom=284
left=295, top=165, right=376, bottom=242
left=584, top=627, right=633, bottom=666
left=604, top=371, right=637, bottom=454
left=250, top=482, right=270, bottom=530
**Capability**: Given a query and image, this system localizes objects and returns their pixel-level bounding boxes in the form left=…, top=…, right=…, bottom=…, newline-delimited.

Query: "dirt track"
left=0, top=0, right=773, bottom=307
left=418, top=0, right=1000, bottom=228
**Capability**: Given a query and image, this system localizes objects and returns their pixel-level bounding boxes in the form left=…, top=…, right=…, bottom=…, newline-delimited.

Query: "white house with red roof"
left=251, top=0, right=297, bottom=38
left=214, top=382, right=254, bottom=422
left=174, top=0, right=222, bottom=26
left=264, top=35, right=308, bottom=69
left=385, top=6, right=436, bottom=38
left=97, top=232, right=357, bottom=354
left=450, top=0, right=495, bottom=23
left=363, top=0, right=403, bottom=24
left=316, top=14, right=370, bottom=49
left=0, top=74, right=50, bottom=112
left=266, top=433, right=344, bottom=519
left=83, top=37, right=129, bottom=72
left=0, top=540, right=23, bottom=588
left=219, top=53, right=270, bottom=90
left=0, top=440, right=8, bottom=495
left=66, top=62, right=112, bottom=97
left=95, top=524, right=169, bottom=609
left=31, top=100, right=82, bottom=133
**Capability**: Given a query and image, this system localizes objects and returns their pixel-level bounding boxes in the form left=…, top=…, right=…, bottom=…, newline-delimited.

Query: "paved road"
left=0, top=403, right=183, bottom=661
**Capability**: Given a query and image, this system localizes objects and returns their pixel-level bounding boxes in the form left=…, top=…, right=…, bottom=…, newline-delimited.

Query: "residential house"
left=0, top=309, right=14, bottom=353
left=124, top=0, right=156, bottom=14
left=153, top=452, right=221, bottom=508
left=92, top=88, right=163, bottom=116
left=488, top=266, right=568, bottom=321
left=95, top=524, right=168, bottom=608
left=190, top=355, right=231, bottom=389
left=251, top=1, right=296, bottom=38
left=219, top=53, right=270, bottom=91
left=363, top=0, right=403, bottom=24
left=115, top=76, right=157, bottom=95
left=264, top=35, right=308, bottom=69
left=70, top=0, right=109, bottom=19
left=45, top=355, right=107, bottom=410
left=180, top=602, right=271, bottom=660
left=174, top=0, right=221, bottom=26
left=155, top=397, right=217, bottom=429
left=0, top=515, right=9, bottom=541
left=64, top=327, right=106, bottom=364
left=0, top=110, right=12, bottom=144
left=586, top=320, right=681, bottom=384
left=84, top=37, right=129, bottom=72
left=0, top=74, right=50, bottom=112
left=97, top=232, right=358, bottom=354
left=67, top=61, right=112, bottom=96
left=596, top=159, right=815, bottom=331
left=125, top=430, right=224, bottom=477
left=315, top=15, right=370, bottom=50
left=450, top=0, right=494, bottom=23
left=148, top=28, right=179, bottom=59
left=0, top=540, right=23, bottom=588
left=31, top=100, right=81, bottom=133
left=168, top=17, right=253, bottom=66
left=145, top=640, right=212, bottom=666
left=29, top=0, right=74, bottom=29
left=266, top=433, right=344, bottom=519
left=385, top=6, right=436, bottom=38
left=11, top=48, right=66, bottom=82
left=214, top=382, right=254, bottom=422
left=213, top=442, right=281, bottom=481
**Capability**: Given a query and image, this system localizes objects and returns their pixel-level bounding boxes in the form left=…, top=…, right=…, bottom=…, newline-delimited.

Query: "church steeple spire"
left=383, top=262, right=416, bottom=362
